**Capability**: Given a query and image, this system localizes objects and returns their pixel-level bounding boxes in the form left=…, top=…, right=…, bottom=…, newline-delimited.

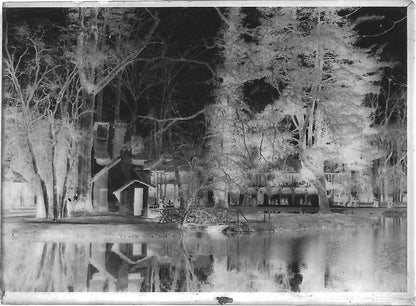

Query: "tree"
left=368, top=77, right=406, bottom=203
left=351, top=8, right=407, bottom=204
left=269, top=8, right=381, bottom=212
left=210, top=8, right=382, bottom=212
left=112, top=9, right=217, bottom=208
left=63, top=8, right=160, bottom=203
left=207, top=8, right=267, bottom=207
left=3, top=21, right=81, bottom=219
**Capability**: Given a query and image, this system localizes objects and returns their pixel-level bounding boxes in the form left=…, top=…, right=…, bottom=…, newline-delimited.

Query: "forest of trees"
left=208, top=7, right=406, bottom=211
left=2, top=7, right=407, bottom=218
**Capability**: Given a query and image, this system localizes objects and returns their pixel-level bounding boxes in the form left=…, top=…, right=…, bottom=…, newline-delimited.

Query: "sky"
left=3, top=6, right=407, bottom=135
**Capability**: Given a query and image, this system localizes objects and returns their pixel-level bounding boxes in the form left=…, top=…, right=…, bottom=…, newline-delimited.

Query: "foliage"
left=3, top=21, right=81, bottom=219
left=209, top=8, right=383, bottom=210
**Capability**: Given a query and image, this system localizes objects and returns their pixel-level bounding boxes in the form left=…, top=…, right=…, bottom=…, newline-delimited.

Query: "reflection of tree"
left=150, top=236, right=200, bottom=292
left=84, top=239, right=204, bottom=292
left=18, top=242, right=90, bottom=291
left=5, top=237, right=302, bottom=292
left=287, top=262, right=303, bottom=292
left=135, top=235, right=214, bottom=292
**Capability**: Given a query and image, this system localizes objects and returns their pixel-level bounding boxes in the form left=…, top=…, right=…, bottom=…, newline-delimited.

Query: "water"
left=3, top=217, right=406, bottom=292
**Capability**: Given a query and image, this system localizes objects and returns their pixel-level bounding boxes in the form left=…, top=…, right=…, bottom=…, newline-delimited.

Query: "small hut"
left=113, top=179, right=153, bottom=216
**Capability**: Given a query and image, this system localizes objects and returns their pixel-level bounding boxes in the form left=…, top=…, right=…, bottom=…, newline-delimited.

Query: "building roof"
left=2, top=170, right=27, bottom=183
left=92, top=157, right=121, bottom=183
left=113, top=179, right=155, bottom=201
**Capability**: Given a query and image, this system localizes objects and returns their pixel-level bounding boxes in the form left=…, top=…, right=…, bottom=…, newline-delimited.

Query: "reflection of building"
left=88, top=243, right=148, bottom=292
left=87, top=242, right=215, bottom=292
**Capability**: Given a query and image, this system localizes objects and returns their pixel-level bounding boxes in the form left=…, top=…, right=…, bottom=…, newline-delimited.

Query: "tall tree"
left=268, top=8, right=381, bottom=212
left=114, top=8, right=217, bottom=208
left=207, top=8, right=268, bottom=207
left=368, top=77, right=406, bottom=203
left=65, top=8, right=159, bottom=202
left=351, top=8, right=407, bottom=204
left=3, top=20, right=81, bottom=219
left=210, top=8, right=382, bottom=212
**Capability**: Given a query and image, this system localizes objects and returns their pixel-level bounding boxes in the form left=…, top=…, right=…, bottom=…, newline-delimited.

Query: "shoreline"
left=2, top=213, right=383, bottom=243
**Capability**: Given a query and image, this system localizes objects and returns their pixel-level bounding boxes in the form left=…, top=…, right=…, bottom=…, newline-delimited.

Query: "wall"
left=2, top=181, right=37, bottom=210
left=93, top=174, right=108, bottom=212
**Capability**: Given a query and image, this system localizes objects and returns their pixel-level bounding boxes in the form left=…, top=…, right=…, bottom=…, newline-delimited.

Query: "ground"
left=2, top=208, right=395, bottom=242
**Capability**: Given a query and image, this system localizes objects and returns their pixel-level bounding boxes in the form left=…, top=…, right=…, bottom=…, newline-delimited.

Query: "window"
left=325, top=173, right=334, bottom=184
left=95, top=122, right=109, bottom=141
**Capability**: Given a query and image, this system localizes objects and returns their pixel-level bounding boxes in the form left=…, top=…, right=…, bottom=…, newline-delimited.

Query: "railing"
left=158, top=208, right=185, bottom=224
left=230, top=209, right=253, bottom=233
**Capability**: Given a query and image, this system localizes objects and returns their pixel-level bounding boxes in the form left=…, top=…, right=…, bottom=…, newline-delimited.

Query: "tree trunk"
left=78, top=92, right=95, bottom=204
left=174, top=168, right=185, bottom=209
left=378, top=178, right=384, bottom=203
left=114, top=73, right=122, bottom=122
left=26, top=134, right=50, bottom=218
left=96, top=91, right=103, bottom=122
left=60, top=156, right=71, bottom=218
left=315, top=175, right=331, bottom=213
left=50, top=123, right=59, bottom=221
left=291, top=190, right=295, bottom=206
left=383, top=176, right=389, bottom=204
left=214, top=180, right=228, bottom=208
left=371, top=160, right=380, bottom=201
left=131, top=101, right=138, bottom=135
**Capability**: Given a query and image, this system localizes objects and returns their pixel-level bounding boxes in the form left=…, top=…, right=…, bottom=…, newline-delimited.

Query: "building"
left=145, top=156, right=199, bottom=209
left=2, top=169, right=39, bottom=211
left=91, top=121, right=153, bottom=216
left=91, top=120, right=382, bottom=211
left=216, top=159, right=376, bottom=208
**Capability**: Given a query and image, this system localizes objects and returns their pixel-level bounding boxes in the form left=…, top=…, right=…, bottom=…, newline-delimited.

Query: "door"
left=99, top=189, right=108, bottom=212
left=264, top=193, right=269, bottom=206
left=134, top=188, right=143, bottom=216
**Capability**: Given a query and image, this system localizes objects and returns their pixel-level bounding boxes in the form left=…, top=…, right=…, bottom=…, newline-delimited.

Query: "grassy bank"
left=3, top=212, right=380, bottom=242
left=248, top=213, right=378, bottom=233
left=3, top=215, right=181, bottom=242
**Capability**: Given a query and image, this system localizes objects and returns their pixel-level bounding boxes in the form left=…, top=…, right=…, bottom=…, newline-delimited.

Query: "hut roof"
left=92, top=157, right=121, bottom=183
left=113, top=179, right=155, bottom=201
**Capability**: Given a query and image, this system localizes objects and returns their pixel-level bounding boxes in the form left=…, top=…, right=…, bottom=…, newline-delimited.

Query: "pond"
left=3, top=217, right=406, bottom=292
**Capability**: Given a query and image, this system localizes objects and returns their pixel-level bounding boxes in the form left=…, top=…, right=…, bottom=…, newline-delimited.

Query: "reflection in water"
left=3, top=217, right=406, bottom=292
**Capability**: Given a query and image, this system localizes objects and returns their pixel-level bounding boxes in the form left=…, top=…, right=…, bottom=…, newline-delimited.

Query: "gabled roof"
left=92, top=157, right=121, bottom=183
left=113, top=179, right=155, bottom=201
left=2, top=170, right=27, bottom=183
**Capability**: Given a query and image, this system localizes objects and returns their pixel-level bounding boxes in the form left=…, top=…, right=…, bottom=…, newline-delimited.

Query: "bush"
left=68, top=197, right=94, bottom=217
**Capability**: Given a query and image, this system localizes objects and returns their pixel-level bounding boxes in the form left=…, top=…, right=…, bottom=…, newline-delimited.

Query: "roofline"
left=113, top=179, right=155, bottom=201
left=92, top=157, right=121, bottom=183
left=113, top=179, right=154, bottom=194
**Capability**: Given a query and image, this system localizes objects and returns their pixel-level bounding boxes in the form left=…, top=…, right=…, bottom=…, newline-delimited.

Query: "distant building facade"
left=91, top=120, right=404, bottom=212
left=2, top=170, right=39, bottom=211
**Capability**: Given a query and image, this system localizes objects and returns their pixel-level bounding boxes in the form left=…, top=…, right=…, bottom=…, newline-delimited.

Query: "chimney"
left=93, top=122, right=111, bottom=165
left=112, top=121, right=128, bottom=158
